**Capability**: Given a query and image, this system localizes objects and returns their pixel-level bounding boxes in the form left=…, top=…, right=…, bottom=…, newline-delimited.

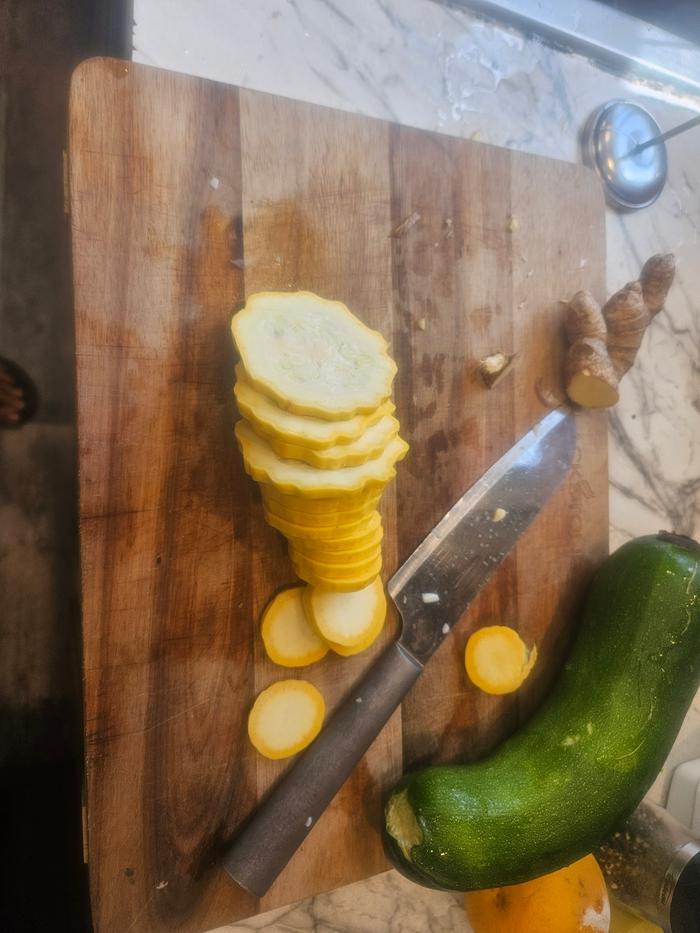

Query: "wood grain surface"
left=69, top=59, right=608, bottom=933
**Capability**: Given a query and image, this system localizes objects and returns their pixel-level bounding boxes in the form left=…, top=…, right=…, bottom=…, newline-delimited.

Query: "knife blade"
left=392, top=405, right=576, bottom=662
left=223, top=407, right=575, bottom=896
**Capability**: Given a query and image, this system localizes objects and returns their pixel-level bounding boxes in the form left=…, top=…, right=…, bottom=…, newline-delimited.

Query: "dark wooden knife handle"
left=223, top=640, right=423, bottom=896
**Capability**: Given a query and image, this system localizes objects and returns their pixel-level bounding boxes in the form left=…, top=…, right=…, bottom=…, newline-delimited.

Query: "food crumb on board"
left=390, top=211, right=421, bottom=238
left=355, top=697, right=363, bottom=704
left=580, top=257, right=589, bottom=269
left=417, top=318, right=427, bottom=331
left=441, top=623, right=450, bottom=635
left=506, top=214, right=519, bottom=233
left=444, top=218, right=454, bottom=238
left=305, top=816, right=313, bottom=828
left=209, top=176, right=220, bottom=190
left=156, top=881, right=169, bottom=890
left=422, top=592, right=440, bottom=604
left=492, top=508, right=508, bottom=522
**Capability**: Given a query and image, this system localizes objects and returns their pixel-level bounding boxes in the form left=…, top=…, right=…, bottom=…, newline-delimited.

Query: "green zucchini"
left=384, top=532, right=700, bottom=891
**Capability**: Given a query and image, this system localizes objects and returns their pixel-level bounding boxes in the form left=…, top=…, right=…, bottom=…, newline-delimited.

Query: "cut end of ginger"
left=261, top=587, right=328, bottom=668
left=465, top=625, right=538, bottom=695
left=248, top=679, right=325, bottom=759
left=566, top=370, right=619, bottom=409
left=477, top=351, right=516, bottom=389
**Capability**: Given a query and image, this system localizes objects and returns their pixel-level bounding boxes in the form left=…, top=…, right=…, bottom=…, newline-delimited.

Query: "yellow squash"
left=236, top=419, right=408, bottom=496
left=231, top=291, right=397, bottom=419
left=234, top=364, right=395, bottom=450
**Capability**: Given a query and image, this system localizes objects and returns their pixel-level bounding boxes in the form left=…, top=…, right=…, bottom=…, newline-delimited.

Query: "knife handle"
left=223, top=640, right=423, bottom=896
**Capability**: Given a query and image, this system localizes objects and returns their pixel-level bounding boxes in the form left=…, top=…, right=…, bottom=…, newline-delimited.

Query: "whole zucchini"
left=384, top=533, right=700, bottom=890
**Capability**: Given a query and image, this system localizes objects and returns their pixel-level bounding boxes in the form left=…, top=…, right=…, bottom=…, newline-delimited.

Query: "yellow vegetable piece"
left=322, top=599, right=386, bottom=656
left=291, top=538, right=382, bottom=565
left=292, top=549, right=383, bottom=582
left=304, top=577, right=386, bottom=648
left=293, top=550, right=383, bottom=591
left=289, top=521, right=383, bottom=553
left=231, top=291, right=397, bottom=419
left=247, top=679, right=325, bottom=760
left=265, top=507, right=382, bottom=544
left=262, top=484, right=382, bottom=514
left=465, top=625, right=537, bottom=695
left=464, top=854, right=610, bottom=933
left=267, top=414, right=400, bottom=469
left=263, top=492, right=381, bottom=528
left=260, top=587, right=328, bottom=668
left=236, top=419, right=408, bottom=496
left=235, top=366, right=395, bottom=450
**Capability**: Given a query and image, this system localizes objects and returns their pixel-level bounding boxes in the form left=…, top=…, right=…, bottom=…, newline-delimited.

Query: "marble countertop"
left=133, top=1, right=700, bottom=929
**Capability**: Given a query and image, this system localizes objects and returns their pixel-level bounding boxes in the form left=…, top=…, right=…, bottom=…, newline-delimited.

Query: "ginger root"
left=563, top=292, right=619, bottom=408
left=602, top=281, right=649, bottom=377
left=477, top=351, right=516, bottom=388
left=565, top=290, right=607, bottom=343
left=565, top=337, right=619, bottom=409
left=563, top=253, right=675, bottom=408
left=640, top=253, right=675, bottom=315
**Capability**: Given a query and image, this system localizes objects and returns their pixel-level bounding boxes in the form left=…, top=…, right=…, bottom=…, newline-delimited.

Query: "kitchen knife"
left=224, top=406, right=576, bottom=896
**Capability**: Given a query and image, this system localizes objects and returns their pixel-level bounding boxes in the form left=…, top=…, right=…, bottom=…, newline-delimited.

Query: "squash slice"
left=267, top=414, right=400, bottom=469
left=291, top=541, right=382, bottom=570
left=231, top=291, right=397, bottom=419
left=236, top=419, right=408, bottom=496
left=324, top=606, right=386, bottom=656
left=290, top=522, right=383, bottom=554
left=260, top=587, right=328, bottom=667
left=465, top=625, right=538, bottom=695
left=263, top=494, right=380, bottom=528
left=292, top=552, right=383, bottom=592
left=235, top=366, right=395, bottom=450
left=293, top=549, right=383, bottom=580
left=303, top=577, right=386, bottom=648
left=262, top=485, right=381, bottom=515
left=247, top=679, right=325, bottom=759
left=266, top=508, right=382, bottom=544
left=291, top=534, right=382, bottom=563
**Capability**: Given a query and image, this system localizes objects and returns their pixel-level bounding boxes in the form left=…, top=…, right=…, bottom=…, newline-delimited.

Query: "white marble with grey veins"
left=134, top=0, right=700, bottom=928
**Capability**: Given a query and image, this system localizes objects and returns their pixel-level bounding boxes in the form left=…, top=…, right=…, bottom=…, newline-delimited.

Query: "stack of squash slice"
left=232, top=291, right=408, bottom=592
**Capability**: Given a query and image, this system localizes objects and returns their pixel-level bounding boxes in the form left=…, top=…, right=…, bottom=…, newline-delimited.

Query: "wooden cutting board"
left=69, top=58, right=608, bottom=933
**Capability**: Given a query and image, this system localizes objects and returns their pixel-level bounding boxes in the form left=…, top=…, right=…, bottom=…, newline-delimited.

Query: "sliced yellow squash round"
left=266, top=508, right=382, bottom=544
left=266, top=414, right=400, bottom=469
left=464, top=625, right=538, bottom=695
left=247, top=679, right=325, bottom=759
left=293, top=549, right=383, bottom=581
left=260, top=587, right=328, bottom=668
left=289, top=523, right=383, bottom=555
left=231, top=291, right=397, bottom=419
left=291, top=533, right=383, bottom=563
left=235, top=365, right=396, bottom=450
left=291, top=552, right=383, bottom=591
left=324, top=612, right=385, bottom=656
left=262, top=484, right=381, bottom=515
left=263, top=494, right=380, bottom=528
left=235, top=419, right=408, bottom=496
left=303, top=577, right=387, bottom=648
left=321, top=602, right=386, bottom=656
